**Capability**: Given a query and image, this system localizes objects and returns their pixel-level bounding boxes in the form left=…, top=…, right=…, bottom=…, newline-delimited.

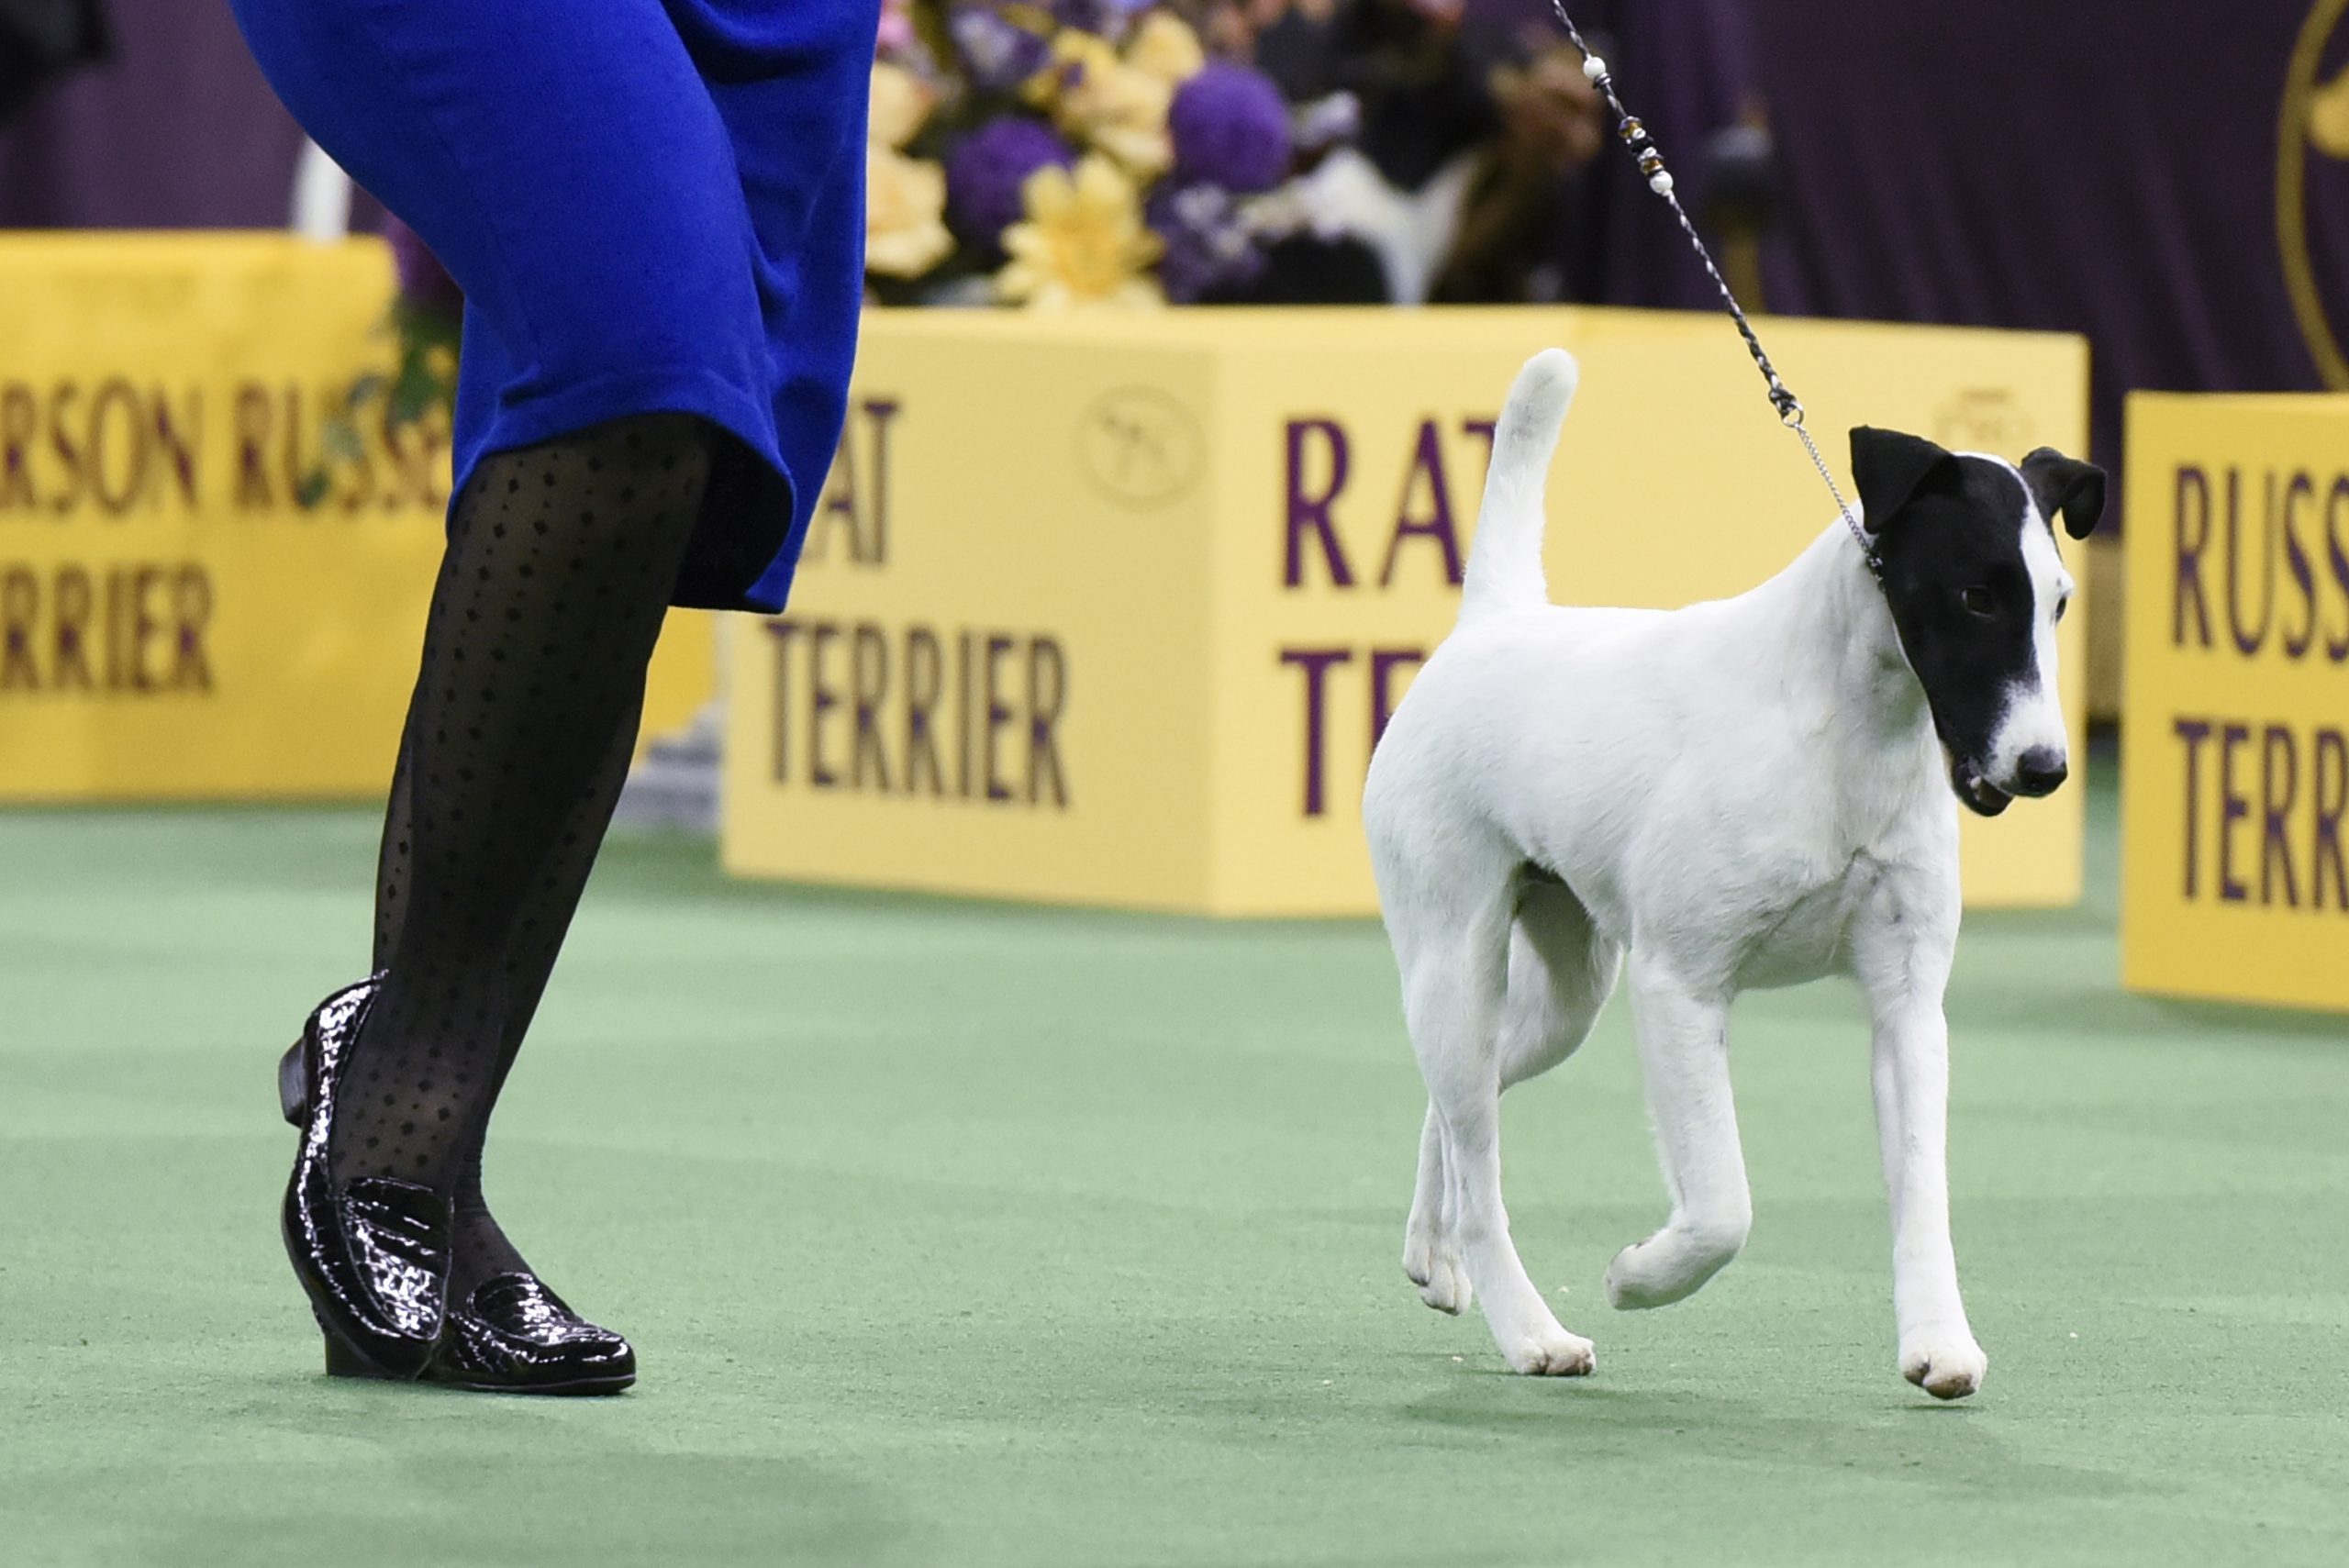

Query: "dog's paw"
left=1497, top=1324, right=1597, bottom=1377
left=1602, top=1226, right=1741, bottom=1310
left=1403, top=1231, right=1472, bottom=1315
left=1899, top=1327, right=1987, bottom=1401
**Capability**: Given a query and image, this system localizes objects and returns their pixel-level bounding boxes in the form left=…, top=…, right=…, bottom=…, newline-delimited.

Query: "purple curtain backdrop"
left=1742, top=0, right=2335, bottom=522
left=1468, top=0, right=2336, bottom=523
left=0, top=0, right=377, bottom=228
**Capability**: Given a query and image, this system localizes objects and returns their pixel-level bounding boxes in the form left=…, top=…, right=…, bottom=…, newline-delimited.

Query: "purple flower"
left=946, top=117, right=1078, bottom=248
left=384, top=216, right=462, bottom=312
left=949, top=6, right=1052, bottom=92
left=1146, top=181, right=1265, bottom=305
left=1168, top=63, right=1293, bottom=195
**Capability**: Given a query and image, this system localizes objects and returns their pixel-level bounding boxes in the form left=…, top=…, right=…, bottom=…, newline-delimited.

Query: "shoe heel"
left=323, top=1329, right=403, bottom=1381
left=278, top=1038, right=308, bottom=1127
left=316, top=1310, right=401, bottom=1381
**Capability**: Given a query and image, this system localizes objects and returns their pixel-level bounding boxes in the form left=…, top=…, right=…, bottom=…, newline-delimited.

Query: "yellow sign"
left=0, top=234, right=712, bottom=801
left=724, top=308, right=2092, bottom=916
left=2122, top=393, right=2349, bottom=1011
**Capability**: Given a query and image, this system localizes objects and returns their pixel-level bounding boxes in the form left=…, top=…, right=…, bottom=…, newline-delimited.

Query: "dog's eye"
left=2054, top=595, right=2071, bottom=623
left=1958, top=586, right=1997, bottom=617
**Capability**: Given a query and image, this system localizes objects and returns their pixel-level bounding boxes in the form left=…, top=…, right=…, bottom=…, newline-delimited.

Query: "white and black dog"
left=1363, top=350, right=2102, bottom=1399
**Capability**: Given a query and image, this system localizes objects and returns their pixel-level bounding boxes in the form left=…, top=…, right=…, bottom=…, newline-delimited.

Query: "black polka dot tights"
left=331, top=413, right=713, bottom=1296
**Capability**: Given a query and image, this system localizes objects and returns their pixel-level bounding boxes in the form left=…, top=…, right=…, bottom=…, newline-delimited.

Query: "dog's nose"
left=2011, top=747, right=2068, bottom=796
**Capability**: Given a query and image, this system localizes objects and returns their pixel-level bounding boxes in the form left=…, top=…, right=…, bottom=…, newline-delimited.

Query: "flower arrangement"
left=870, top=2, right=1361, bottom=308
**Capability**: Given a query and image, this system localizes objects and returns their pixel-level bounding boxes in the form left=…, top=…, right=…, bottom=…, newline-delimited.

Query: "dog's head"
left=1850, top=427, right=2104, bottom=817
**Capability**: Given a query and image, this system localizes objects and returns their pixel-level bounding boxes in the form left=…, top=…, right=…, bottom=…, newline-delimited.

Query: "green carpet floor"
left=5, top=763, right=2345, bottom=1567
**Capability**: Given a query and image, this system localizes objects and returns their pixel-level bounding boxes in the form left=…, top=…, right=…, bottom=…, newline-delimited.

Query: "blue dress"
left=228, top=0, right=881, bottom=612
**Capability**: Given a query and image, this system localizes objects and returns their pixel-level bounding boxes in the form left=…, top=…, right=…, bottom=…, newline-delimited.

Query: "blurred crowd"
left=0, top=0, right=1776, bottom=314
left=0, top=3, right=105, bottom=122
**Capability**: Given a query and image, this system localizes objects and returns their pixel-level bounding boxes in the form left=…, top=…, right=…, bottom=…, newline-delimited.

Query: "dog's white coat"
left=1364, top=350, right=2072, bottom=1397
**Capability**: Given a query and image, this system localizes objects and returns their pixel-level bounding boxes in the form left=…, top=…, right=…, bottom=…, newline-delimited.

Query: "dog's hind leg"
left=1604, top=953, right=1752, bottom=1310
left=1403, top=884, right=1620, bottom=1326
left=1402, top=1104, right=1470, bottom=1314
left=1403, top=894, right=1596, bottom=1376
left=1497, top=881, right=1622, bottom=1091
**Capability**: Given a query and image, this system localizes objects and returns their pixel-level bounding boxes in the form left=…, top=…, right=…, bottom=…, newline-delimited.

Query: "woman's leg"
left=372, top=684, right=642, bottom=1297
left=329, top=415, right=713, bottom=1230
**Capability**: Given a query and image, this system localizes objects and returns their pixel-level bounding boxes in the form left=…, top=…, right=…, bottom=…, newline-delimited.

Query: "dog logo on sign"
left=1076, top=388, right=1204, bottom=509
left=1932, top=389, right=2032, bottom=455
left=2283, top=0, right=2349, bottom=387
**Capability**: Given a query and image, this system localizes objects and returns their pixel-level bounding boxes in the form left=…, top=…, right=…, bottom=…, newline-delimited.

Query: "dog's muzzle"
left=1951, top=758, right=2013, bottom=817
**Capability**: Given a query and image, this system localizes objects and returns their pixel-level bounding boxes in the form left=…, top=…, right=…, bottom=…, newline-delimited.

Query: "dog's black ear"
left=2021, top=447, right=2106, bottom=539
left=1849, top=427, right=1960, bottom=536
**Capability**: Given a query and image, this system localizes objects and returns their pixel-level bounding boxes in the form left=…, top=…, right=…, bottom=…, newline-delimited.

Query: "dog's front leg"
left=1605, top=958, right=1750, bottom=1309
left=1869, top=987, right=1987, bottom=1400
left=1854, top=877, right=1987, bottom=1399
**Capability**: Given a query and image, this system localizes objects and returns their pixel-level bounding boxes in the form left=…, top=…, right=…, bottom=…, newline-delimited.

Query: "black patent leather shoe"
left=280, top=988, right=634, bottom=1396
left=281, top=976, right=451, bottom=1380
left=426, top=1273, right=636, bottom=1395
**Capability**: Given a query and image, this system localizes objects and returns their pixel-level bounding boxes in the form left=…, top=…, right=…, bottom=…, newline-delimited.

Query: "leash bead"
left=1648, top=170, right=1674, bottom=195
left=1580, top=53, right=1608, bottom=79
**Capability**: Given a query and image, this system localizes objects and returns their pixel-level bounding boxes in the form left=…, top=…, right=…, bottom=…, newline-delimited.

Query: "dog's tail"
left=1460, top=348, right=1577, bottom=620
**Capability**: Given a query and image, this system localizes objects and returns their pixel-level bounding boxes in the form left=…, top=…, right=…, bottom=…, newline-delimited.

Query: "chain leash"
left=1547, top=4, right=1876, bottom=572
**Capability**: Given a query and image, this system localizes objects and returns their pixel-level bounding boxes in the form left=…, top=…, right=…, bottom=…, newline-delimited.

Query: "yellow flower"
left=868, top=61, right=934, bottom=150
left=997, top=155, right=1165, bottom=310
left=1125, top=11, right=1206, bottom=86
left=1039, top=29, right=1174, bottom=175
left=1019, top=17, right=1092, bottom=107
left=2312, top=65, right=2349, bottom=160
left=865, top=142, right=953, bottom=279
